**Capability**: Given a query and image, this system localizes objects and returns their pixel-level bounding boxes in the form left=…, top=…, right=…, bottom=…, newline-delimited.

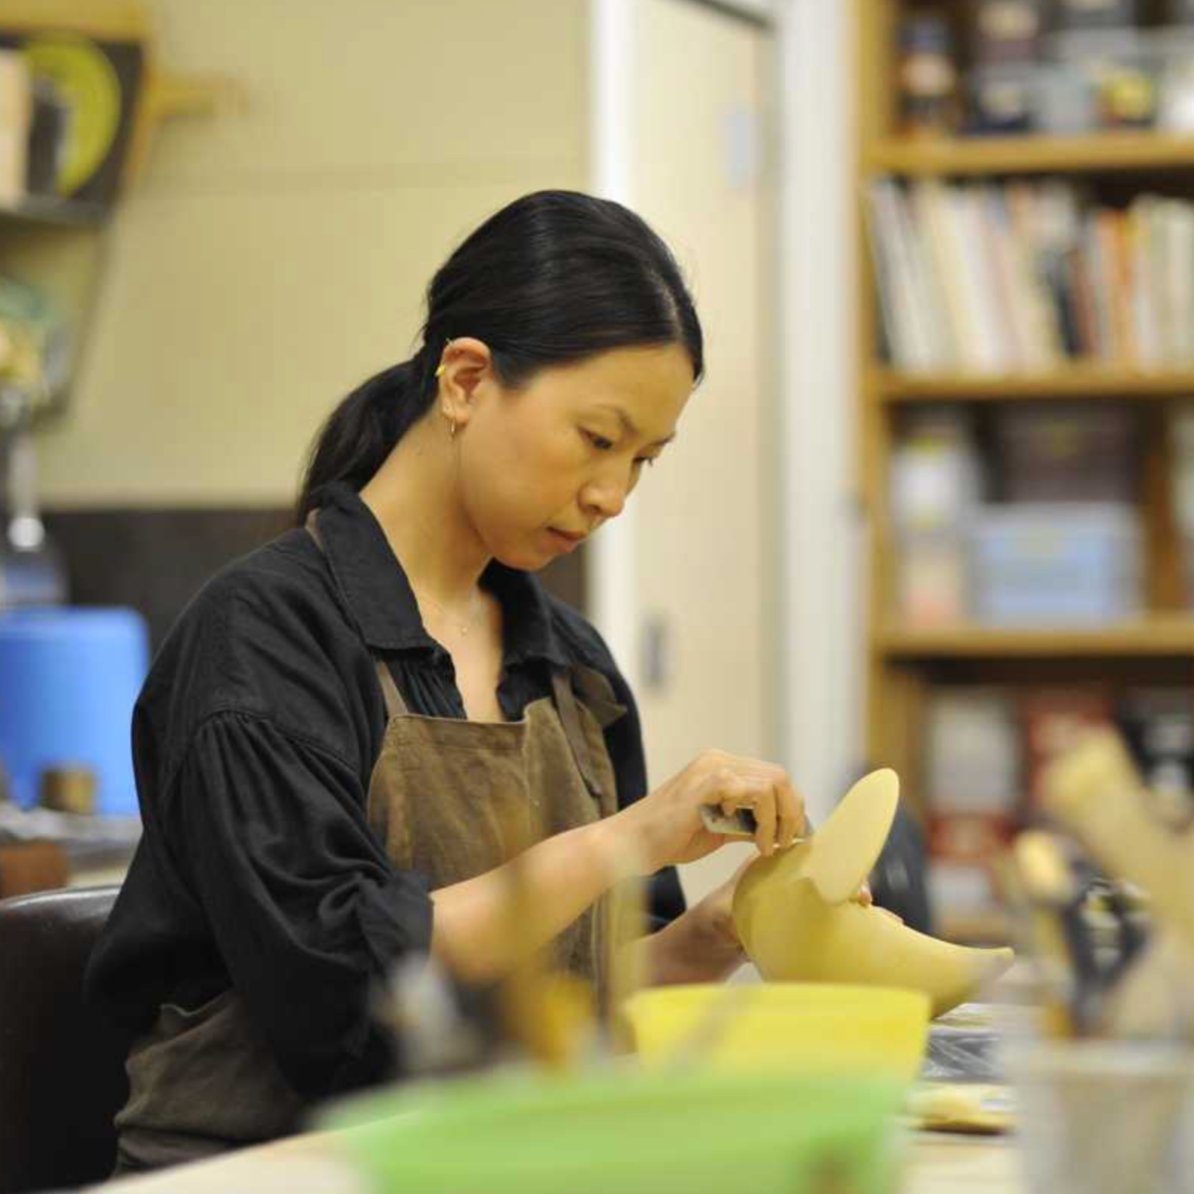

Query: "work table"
left=95, top=1124, right=1024, bottom=1194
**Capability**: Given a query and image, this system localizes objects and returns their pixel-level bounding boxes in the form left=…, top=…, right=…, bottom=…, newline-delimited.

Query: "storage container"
left=969, top=503, right=1141, bottom=625
left=0, top=607, right=148, bottom=814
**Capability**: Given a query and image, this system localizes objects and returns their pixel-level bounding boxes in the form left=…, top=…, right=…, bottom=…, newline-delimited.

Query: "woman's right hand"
left=607, top=749, right=806, bottom=874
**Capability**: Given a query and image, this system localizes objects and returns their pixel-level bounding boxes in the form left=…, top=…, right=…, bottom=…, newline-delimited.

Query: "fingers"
left=854, top=882, right=874, bottom=907
left=701, top=753, right=802, bottom=857
left=752, top=794, right=778, bottom=857
left=774, top=772, right=805, bottom=848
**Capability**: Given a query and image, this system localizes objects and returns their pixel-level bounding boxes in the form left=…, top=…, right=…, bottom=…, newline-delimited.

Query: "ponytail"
left=295, top=350, right=435, bottom=522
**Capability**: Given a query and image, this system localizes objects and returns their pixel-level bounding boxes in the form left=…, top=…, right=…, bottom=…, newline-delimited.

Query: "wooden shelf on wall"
left=878, top=619, right=1194, bottom=659
left=0, top=197, right=111, bottom=229
left=873, top=367, right=1194, bottom=403
left=0, top=0, right=237, bottom=416
left=866, top=132, right=1194, bottom=178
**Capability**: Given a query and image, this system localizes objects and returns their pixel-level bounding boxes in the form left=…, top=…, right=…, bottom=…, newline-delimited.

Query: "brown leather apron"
left=113, top=516, right=623, bottom=1172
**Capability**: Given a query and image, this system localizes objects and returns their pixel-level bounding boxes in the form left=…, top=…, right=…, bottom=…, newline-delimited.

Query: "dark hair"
left=295, top=190, right=704, bottom=522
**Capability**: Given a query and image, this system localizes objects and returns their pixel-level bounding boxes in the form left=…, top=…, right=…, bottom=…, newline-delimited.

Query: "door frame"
left=588, top=0, right=857, bottom=820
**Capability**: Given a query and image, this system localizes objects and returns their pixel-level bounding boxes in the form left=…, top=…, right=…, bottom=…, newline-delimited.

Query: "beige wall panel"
left=35, top=0, right=589, bottom=505
left=38, top=179, right=584, bottom=505
left=144, top=0, right=590, bottom=189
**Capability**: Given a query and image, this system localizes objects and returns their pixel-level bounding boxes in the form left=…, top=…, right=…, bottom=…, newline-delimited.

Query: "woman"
left=86, top=190, right=806, bottom=1171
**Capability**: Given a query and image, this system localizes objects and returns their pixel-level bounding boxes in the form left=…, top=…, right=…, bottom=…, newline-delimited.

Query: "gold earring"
left=434, top=337, right=455, bottom=380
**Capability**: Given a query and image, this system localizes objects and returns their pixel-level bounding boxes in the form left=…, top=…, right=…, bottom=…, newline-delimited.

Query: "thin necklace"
left=415, top=587, right=485, bottom=636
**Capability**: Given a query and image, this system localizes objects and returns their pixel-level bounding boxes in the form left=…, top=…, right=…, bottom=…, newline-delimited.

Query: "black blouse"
left=86, top=482, right=685, bottom=1101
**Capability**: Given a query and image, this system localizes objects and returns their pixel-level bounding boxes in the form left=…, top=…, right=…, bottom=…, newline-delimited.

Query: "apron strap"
left=551, top=668, right=605, bottom=801
left=305, top=508, right=410, bottom=720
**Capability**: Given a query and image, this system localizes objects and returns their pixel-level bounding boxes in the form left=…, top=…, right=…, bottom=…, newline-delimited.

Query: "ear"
left=436, top=336, right=494, bottom=430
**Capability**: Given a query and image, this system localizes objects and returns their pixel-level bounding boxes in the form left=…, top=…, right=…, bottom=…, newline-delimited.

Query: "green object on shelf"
left=317, top=1064, right=908, bottom=1194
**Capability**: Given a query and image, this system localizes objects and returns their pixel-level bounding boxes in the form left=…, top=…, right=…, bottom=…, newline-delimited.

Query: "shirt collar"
left=313, top=482, right=569, bottom=669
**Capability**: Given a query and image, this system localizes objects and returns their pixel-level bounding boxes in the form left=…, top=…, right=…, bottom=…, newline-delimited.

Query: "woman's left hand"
left=645, top=861, right=883, bottom=985
left=698, top=868, right=878, bottom=954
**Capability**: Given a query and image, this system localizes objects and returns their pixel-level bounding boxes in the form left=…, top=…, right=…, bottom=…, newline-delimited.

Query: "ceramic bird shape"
left=732, top=769, right=1014, bottom=1017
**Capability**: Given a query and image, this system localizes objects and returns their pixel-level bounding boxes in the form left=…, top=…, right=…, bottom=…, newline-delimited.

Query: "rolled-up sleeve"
left=161, top=710, right=433, bottom=1099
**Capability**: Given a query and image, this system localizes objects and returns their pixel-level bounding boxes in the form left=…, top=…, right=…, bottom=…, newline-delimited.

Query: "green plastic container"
left=317, top=1064, right=908, bottom=1194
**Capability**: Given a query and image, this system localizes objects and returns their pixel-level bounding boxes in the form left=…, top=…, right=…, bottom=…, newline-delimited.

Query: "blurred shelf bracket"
left=150, top=70, right=247, bottom=121
left=125, top=68, right=248, bottom=184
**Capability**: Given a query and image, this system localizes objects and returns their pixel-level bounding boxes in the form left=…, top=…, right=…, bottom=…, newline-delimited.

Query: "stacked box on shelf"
left=970, top=502, right=1142, bottom=624
left=993, top=403, right=1137, bottom=502
left=975, top=403, right=1141, bottom=624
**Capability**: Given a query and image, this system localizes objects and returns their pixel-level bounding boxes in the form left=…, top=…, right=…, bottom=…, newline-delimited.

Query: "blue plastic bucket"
left=0, top=607, right=149, bottom=815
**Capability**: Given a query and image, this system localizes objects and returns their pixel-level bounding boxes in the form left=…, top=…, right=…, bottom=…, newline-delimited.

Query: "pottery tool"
left=699, top=806, right=811, bottom=851
left=1010, top=831, right=1087, bottom=1036
left=1042, top=729, right=1194, bottom=954
left=700, top=805, right=763, bottom=837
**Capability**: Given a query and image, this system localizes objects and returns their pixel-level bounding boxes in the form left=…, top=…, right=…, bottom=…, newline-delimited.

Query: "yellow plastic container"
left=623, top=982, right=931, bottom=1081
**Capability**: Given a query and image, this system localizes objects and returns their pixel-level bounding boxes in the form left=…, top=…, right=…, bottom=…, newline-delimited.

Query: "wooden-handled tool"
left=1042, top=730, right=1194, bottom=955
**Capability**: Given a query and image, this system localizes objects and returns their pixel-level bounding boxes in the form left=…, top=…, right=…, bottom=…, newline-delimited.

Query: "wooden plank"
left=0, top=0, right=148, bottom=41
left=867, top=132, right=1194, bottom=177
left=1143, top=402, right=1185, bottom=612
left=879, top=621, right=1194, bottom=658
left=874, top=367, right=1194, bottom=401
left=856, top=0, right=898, bottom=772
left=855, top=0, right=896, bottom=149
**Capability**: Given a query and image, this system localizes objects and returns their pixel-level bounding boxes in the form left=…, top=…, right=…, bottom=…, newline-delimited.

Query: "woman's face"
left=456, top=343, right=694, bottom=571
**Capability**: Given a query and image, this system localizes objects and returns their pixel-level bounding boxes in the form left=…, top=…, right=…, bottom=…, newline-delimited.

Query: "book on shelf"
left=1022, top=685, right=1118, bottom=812
left=866, top=176, right=1194, bottom=374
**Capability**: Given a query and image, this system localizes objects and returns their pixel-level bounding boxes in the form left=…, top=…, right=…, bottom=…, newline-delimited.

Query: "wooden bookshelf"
left=854, top=0, right=1194, bottom=945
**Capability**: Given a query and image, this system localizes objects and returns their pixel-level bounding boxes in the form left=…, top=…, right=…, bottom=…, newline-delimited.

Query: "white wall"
left=776, top=0, right=864, bottom=822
